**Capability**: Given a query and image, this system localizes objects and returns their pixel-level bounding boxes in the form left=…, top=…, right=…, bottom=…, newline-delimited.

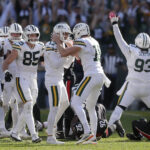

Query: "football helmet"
left=53, top=23, right=72, bottom=42
left=0, top=26, right=9, bottom=38
left=135, top=33, right=150, bottom=49
left=73, top=23, right=90, bottom=40
left=9, top=23, right=23, bottom=41
left=24, top=25, right=40, bottom=44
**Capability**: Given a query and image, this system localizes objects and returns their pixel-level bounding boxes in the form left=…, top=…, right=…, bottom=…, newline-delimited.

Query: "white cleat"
left=11, top=132, right=22, bottom=142
left=0, top=128, right=10, bottom=138
left=76, top=132, right=94, bottom=145
left=47, top=136, right=64, bottom=145
left=32, top=134, right=42, bottom=143
left=82, top=136, right=97, bottom=145
left=19, top=130, right=30, bottom=139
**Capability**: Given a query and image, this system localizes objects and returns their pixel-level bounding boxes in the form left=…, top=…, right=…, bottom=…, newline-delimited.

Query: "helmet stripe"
left=143, top=33, right=145, bottom=48
left=145, top=34, right=147, bottom=48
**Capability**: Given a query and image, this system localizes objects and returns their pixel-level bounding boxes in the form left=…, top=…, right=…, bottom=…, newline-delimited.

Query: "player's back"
left=13, top=40, right=44, bottom=78
left=74, top=37, right=104, bottom=75
left=126, top=45, right=150, bottom=82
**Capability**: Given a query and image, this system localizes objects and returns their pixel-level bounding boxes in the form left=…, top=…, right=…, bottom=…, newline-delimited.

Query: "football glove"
left=109, top=11, right=119, bottom=25
left=4, top=70, right=13, bottom=82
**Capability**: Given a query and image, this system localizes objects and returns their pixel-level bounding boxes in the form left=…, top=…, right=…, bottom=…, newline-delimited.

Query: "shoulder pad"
left=74, top=39, right=86, bottom=47
left=129, top=44, right=136, bottom=48
left=38, top=41, right=44, bottom=46
left=45, top=41, right=57, bottom=51
left=12, top=42, right=21, bottom=51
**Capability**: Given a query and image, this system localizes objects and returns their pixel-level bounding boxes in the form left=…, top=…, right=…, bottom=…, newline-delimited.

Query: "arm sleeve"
left=73, top=39, right=86, bottom=49
left=113, top=24, right=130, bottom=58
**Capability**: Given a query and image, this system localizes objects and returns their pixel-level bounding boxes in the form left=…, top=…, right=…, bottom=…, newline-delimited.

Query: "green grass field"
left=0, top=110, right=150, bottom=150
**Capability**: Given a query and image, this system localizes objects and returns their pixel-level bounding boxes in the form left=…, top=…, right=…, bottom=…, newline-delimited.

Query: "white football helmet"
left=73, top=23, right=90, bottom=40
left=9, top=23, right=23, bottom=41
left=0, top=26, right=9, bottom=38
left=24, top=25, right=40, bottom=44
left=135, top=33, right=150, bottom=49
left=53, top=23, right=72, bottom=42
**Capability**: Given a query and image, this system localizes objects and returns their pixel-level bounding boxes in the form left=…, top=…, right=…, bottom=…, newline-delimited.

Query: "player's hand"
left=4, top=70, right=13, bottom=82
left=52, top=33, right=61, bottom=44
left=109, top=11, right=119, bottom=25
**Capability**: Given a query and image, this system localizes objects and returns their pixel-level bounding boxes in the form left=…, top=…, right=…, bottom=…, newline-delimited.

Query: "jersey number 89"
left=23, top=51, right=40, bottom=66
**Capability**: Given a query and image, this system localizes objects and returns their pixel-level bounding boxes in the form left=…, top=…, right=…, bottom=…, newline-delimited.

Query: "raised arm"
left=109, top=12, right=130, bottom=58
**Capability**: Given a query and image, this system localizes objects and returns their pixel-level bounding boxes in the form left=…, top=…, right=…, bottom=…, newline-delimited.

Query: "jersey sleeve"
left=12, top=42, right=21, bottom=53
left=44, top=41, right=65, bottom=69
left=73, top=39, right=86, bottom=48
left=113, top=24, right=131, bottom=58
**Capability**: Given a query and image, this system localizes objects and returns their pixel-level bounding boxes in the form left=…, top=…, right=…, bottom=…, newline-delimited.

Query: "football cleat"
left=126, top=133, right=142, bottom=141
left=47, top=136, right=64, bottom=145
left=76, top=132, right=94, bottom=144
left=82, top=136, right=97, bottom=145
left=32, top=134, right=42, bottom=143
left=114, top=120, right=125, bottom=137
left=11, top=132, right=22, bottom=142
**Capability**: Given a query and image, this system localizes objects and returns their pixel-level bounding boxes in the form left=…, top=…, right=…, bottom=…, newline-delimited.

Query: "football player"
left=3, top=25, right=44, bottom=143
left=52, top=23, right=110, bottom=144
left=44, top=23, right=74, bottom=144
left=0, top=26, right=16, bottom=138
left=108, top=12, right=150, bottom=135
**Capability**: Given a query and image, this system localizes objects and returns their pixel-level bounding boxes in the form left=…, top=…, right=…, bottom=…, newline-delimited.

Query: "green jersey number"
left=93, top=45, right=101, bottom=61
left=134, top=58, right=150, bottom=72
left=23, top=51, right=40, bottom=66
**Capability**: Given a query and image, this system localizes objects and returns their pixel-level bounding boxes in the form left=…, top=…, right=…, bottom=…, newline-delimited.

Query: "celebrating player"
left=108, top=11, right=150, bottom=135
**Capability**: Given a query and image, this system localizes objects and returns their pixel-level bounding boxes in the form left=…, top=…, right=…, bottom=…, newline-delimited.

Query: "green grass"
left=1, top=110, right=150, bottom=150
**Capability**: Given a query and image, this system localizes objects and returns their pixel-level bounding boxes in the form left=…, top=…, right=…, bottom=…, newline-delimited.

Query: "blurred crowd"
left=0, top=0, right=150, bottom=44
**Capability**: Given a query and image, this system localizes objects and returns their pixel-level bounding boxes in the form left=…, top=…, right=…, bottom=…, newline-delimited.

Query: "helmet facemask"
left=73, top=23, right=90, bottom=40
left=9, top=23, right=23, bottom=42
left=53, top=23, right=72, bottom=43
left=24, top=25, right=40, bottom=44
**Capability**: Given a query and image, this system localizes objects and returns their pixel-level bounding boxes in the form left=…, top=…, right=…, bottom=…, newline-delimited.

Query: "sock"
left=47, top=107, right=58, bottom=136
left=71, top=95, right=90, bottom=134
left=54, top=100, right=69, bottom=127
left=10, top=99, right=18, bottom=129
left=0, top=107, right=5, bottom=129
left=87, top=108, right=97, bottom=137
left=23, top=101, right=36, bottom=136
left=108, top=106, right=124, bottom=126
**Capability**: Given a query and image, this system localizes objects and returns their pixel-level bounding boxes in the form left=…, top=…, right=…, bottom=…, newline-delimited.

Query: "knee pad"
left=23, top=101, right=33, bottom=114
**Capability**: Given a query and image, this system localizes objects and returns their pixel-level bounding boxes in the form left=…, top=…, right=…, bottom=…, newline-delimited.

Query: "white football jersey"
left=0, top=38, right=4, bottom=81
left=113, top=24, right=150, bottom=83
left=44, top=41, right=74, bottom=83
left=3, top=38, right=18, bottom=76
left=73, top=37, right=104, bottom=75
left=125, top=45, right=150, bottom=82
left=12, top=40, right=45, bottom=78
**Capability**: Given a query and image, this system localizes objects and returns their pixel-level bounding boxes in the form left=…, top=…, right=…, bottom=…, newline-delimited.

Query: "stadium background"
left=0, top=0, right=150, bottom=110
